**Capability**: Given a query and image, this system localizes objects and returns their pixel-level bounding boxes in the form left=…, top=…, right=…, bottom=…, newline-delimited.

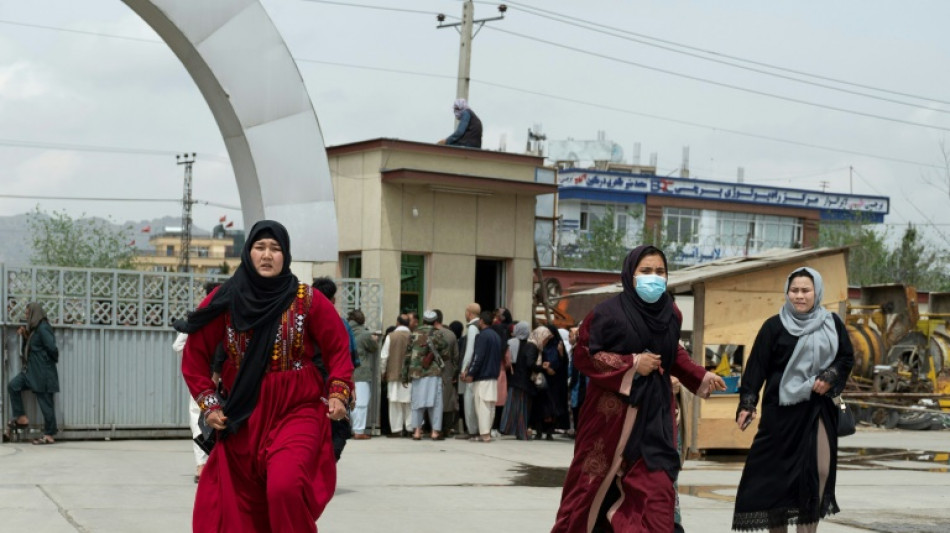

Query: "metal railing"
left=2, top=265, right=385, bottom=439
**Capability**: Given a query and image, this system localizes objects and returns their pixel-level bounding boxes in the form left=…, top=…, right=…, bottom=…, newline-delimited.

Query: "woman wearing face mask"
left=176, top=220, right=353, bottom=533
left=732, top=268, right=854, bottom=532
left=553, top=245, right=726, bottom=532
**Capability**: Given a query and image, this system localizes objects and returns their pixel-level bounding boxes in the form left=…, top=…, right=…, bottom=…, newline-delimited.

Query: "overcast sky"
left=1, top=0, right=949, bottom=249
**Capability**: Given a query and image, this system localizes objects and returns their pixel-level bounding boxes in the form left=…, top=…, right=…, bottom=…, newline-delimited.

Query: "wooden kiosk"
left=668, top=247, right=851, bottom=457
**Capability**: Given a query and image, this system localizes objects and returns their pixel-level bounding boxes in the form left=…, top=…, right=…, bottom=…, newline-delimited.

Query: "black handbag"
left=836, top=397, right=856, bottom=437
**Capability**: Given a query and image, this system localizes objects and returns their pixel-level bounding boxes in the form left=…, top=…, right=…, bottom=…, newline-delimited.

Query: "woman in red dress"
left=552, top=245, right=726, bottom=532
left=177, top=220, right=353, bottom=533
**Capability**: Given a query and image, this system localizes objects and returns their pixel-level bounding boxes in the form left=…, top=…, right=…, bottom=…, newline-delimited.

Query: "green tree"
left=560, top=206, right=631, bottom=270
left=819, top=217, right=950, bottom=291
left=818, top=216, right=892, bottom=287
left=27, top=206, right=136, bottom=269
left=888, top=224, right=950, bottom=292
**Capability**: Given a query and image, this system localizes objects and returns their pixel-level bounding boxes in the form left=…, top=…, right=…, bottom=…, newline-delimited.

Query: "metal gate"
left=1, top=265, right=383, bottom=439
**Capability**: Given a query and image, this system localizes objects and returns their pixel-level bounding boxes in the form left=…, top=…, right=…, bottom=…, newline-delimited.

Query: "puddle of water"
left=695, top=448, right=948, bottom=473
left=677, top=484, right=736, bottom=503
left=509, top=465, right=567, bottom=487
left=509, top=448, right=949, bottom=492
left=839, top=447, right=950, bottom=473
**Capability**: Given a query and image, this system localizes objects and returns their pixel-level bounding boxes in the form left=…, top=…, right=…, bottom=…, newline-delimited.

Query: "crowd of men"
left=336, top=300, right=578, bottom=447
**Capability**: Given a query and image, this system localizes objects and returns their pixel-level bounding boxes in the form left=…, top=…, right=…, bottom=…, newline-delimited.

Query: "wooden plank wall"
left=703, top=253, right=849, bottom=351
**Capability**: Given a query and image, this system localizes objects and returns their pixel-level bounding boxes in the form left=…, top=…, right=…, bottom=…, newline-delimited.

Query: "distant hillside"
left=0, top=213, right=32, bottom=264
left=0, top=213, right=210, bottom=265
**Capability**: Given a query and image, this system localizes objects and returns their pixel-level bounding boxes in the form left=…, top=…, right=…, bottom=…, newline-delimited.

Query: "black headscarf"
left=174, top=220, right=299, bottom=435
left=589, top=245, right=682, bottom=479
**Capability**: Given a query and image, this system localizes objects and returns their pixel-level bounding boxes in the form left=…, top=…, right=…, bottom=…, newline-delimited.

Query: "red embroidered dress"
left=183, top=284, right=353, bottom=533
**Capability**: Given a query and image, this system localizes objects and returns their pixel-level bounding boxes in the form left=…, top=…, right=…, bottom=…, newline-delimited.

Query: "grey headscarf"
left=778, top=267, right=838, bottom=405
left=508, top=321, right=531, bottom=364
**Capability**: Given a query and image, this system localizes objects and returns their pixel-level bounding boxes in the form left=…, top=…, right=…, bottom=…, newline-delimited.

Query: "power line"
left=9, top=6, right=948, bottom=132
left=300, top=0, right=454, bottom=17
left=492, top=0, right=950, bottom=106
left=481, top=25, right=950, bottom=134
left=4, top=6, right=945, bottom=172
left=851, top=168, right=950, bottom=246
left=0, top=138, right=230, bottom=163
left=498, top=4, right=950, bottom=116
left=746, top=167, right=851, bottom=183
left=308, top=1, right=950, bottom=128
left=0, top=193, right=241, bottom=210
left=0, top=18, right=161, bottom=43
left=300, top=58, right=945, bottom=170
left=295, top=57, right=455, bottom=80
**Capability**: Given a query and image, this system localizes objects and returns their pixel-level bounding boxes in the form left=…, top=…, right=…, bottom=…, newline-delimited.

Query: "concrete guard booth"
left=564, top=246, right=850, bottom=457
left=326, top=139, right=556, bottom=323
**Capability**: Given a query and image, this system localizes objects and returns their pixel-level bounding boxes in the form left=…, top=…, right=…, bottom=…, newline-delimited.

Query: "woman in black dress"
left=733, top=267, right=854, bottom=532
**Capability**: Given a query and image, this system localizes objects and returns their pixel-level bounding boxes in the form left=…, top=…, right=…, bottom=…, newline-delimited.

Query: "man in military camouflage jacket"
left=401, top=310, right=449, bottom=440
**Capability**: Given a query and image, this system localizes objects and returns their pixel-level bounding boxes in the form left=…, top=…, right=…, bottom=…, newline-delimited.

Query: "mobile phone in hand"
left=740, top=415, right=753, bottom=430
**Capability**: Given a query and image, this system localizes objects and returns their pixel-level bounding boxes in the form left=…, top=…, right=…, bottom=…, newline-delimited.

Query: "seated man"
left=438, top=99, right=482, bottom=148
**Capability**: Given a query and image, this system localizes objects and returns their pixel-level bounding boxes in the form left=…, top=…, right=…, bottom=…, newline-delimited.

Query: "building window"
left=165, top=245, right=175, bottom=257
left=714, top=212, right=803, bottom=252
left=662, top=207, right=700, bottom=244
left=753, top=215, right=802, bottom=250
left=616, top=212, right=629, bottom=234
left=193, top=246, right=210, bottom=258
left=579, top=202, right=608, bottom=233
left=400, top=254, right=425, bottom=315
left=343, top=254, right=362, bottom=278
left=715, top=212, right=755, bottom=248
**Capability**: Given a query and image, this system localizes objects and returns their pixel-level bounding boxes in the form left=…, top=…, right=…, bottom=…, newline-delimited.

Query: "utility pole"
left=177, top=153, right=196, bottom=273
left=819, top=180, right=830, bottom=193
left=437, top=2, right=506, bottom=126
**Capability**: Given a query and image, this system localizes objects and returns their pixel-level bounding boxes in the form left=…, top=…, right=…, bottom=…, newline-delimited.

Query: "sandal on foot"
left=32, top=437, right=55, bottom=445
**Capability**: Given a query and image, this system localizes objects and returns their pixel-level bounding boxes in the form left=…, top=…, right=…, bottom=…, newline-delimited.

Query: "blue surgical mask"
left=635, top=274, right=667, bottom=303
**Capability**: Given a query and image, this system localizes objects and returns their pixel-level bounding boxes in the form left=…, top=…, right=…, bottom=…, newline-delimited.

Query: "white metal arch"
left=122, top=0, right=338, bottom=261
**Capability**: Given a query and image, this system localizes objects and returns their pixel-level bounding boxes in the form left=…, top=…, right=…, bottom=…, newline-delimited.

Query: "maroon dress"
left=552, top=301, right=707, bottom=532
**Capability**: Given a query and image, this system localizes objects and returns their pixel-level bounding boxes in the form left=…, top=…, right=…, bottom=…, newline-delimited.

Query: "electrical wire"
left=294, top=57, right=456, bottom=80
left=473, top=78, right=945, bottom=169
left=306, top=1, right=950, bottom=128
left=481, top=25, right=950, bottom=134
left=0, top=18, right=160, bottom=43
left=298, top=58, right=945, bottom=170
left=851, top=168, right=950, bottom=246
left=490, top=0, right=950, bottom=106
left=0, top=139, right=230, bottom=163
left=7, top=5, right=947, bottom=132
left=500, top=3, right=950, bottom=116
left=746, top=167, right=851, bottom=183
left=0, top=193, right=241, bottom=210
left=300, top=0, right=454, bottom=17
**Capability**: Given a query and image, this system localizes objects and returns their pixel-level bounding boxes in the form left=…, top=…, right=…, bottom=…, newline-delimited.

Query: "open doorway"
left=475, top=259, right=506, bottom=314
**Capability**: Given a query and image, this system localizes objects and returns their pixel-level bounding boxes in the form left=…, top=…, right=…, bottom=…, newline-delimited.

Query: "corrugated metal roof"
left=563, top=246, right=851, bottom=298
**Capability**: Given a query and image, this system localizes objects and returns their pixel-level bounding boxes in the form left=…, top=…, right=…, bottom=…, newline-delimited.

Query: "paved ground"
left=1, top=427, right=948, bottom=532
